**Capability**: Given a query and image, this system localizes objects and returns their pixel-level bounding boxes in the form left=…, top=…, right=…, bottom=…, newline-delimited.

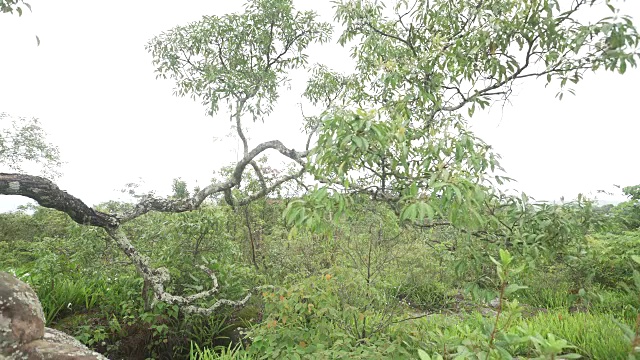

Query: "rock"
left=569, top=304, right=587, bottom=313
left=488, top=297, right=501, bottom=309
left=19, top=339, right=109, bottom=359
left=0, top=272, right=108, bottom=360
left=44, top=328, right=89, bottom=349
left=479, top=307, right=498, bottom=317
left=521, top=306, right=549, bottom=318
left=0, top=272, right=45, bottom=349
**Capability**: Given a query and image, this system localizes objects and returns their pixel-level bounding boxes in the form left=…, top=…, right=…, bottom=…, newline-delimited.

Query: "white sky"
left=0, top=0, right=639, bottom=212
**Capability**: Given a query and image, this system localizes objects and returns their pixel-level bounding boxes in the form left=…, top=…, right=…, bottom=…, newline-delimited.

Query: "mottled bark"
left=0, top=173, right=117, bottom=228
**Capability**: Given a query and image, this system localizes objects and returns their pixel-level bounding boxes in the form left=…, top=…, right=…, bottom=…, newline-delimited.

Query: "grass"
left=35, top=278, right=105, bottom=323
left=522, top=311, right=632, bottom=359
left=514, top=284, right=572, bottom=310
left=190, top=343, right=251, bottom=360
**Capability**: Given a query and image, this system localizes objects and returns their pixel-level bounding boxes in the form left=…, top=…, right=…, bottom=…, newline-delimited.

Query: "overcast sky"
left=1, top=0, right=639, bottom=212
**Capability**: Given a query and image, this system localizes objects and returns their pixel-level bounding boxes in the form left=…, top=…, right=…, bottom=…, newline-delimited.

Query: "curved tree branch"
left=0, top=135, right=307, bottom=315
left=0, top=173, right=117, bottom=228
left=119, top=139, right=306, bottom=221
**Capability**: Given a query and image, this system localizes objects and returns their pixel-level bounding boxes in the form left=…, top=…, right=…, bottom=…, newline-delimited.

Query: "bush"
left=246, top=270, right=417, bottom=359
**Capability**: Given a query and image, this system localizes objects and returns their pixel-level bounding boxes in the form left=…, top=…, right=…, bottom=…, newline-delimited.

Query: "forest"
left=1, top=0, right=640, bottom=359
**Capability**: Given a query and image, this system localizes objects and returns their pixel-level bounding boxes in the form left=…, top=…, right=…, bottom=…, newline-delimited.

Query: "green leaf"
left=353, top=136, right=363, bottom=149
left=424, top=202, right=435, bottom=219
left=499, top=249, right=512, bottom=265
left=504, top=284, right=528, bottom=295
left=400, top=203, right=418, bottom=222
left=417, top=349, right=432, bottom=360
left=619, top=59, right=627, bottom=74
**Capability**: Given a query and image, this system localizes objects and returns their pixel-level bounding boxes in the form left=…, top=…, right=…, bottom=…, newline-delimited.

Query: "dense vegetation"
left=2, top=0, right=640, bottom=359
left=1, top=188, right=640, bottom=359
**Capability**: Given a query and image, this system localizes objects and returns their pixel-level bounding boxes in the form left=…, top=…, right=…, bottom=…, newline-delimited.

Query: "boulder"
left=0, top=272, right=108, bottom=359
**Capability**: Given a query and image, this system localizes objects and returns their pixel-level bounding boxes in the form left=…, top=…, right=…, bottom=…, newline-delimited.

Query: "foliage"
left=415, top=250, right=582, bottom=360
left=615, top=185, right=640, bottom=230
left=524, top=311, right=631, bottom=359
left=0, top=0, right=30, bottom=16
left=2, top=0, right=640, bottom=358
left=0, top=113, right=61, bottom=177
left=190, top=343, right=252, bottom=360
left=287, top=0, right=640, bottom=262
left=3, top=196, right=640, bottom=358
left=613, top=255, right=640, bottom=358
left=247, top=270, right=415, bottom=359
left=147, top=0, right=332, bottom=116
left=576, top=232, right=640, bottom=289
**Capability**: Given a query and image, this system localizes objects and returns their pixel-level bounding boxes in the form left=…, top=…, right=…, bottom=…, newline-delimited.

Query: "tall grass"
left=189, top=343, right=251, bottom=360
left=523, top=311, right=631, bottom=359
left=36, top=278, right=104, bottom=323
left=515, top=283, right=572, bottom=310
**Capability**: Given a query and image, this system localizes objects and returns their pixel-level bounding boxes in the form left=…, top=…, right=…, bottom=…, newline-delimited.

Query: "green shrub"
left=573, top=232, right=640, bottom=289
left=246, top=270, right=417, bottom=359
left=395, top=278, right=455, bottom=312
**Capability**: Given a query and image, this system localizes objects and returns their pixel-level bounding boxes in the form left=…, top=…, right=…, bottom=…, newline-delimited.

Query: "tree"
left=0, top=113, right=61, bottom=178
left=613, top=184, right=640, bottom=230
left=290, top=0, right=639, bottom=230
left=623, top=185, right=640, bottom=201
left=2, top=0, right=331, bottom=314
left=1, top=0, right=638, bottom=314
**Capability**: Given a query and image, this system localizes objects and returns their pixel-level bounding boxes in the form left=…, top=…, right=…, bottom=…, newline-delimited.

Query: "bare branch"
left=106, top=227, right=252, bottom=315
left=119, top=139, right=306, bottom=220
left=236, top=168, right=305, bottom=206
